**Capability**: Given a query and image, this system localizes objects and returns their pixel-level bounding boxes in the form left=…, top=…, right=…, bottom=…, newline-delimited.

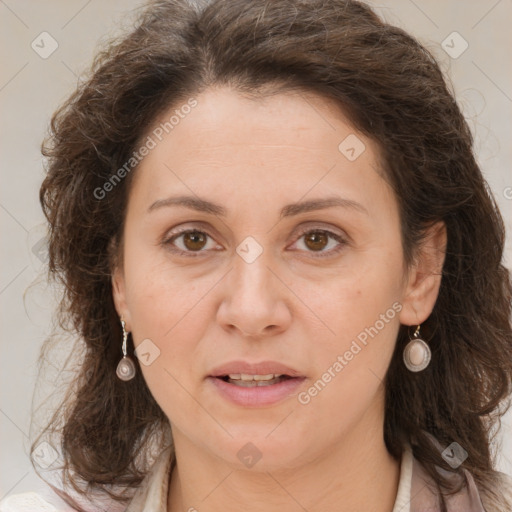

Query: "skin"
left=112, top=86, right=446, bottom=512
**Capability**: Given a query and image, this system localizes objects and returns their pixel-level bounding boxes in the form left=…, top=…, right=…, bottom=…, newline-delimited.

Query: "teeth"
left=252, top=374, right=278, bottom=381
left=227, top=373, right=281, bottom=381
left=225, top=374, right=286, bottom=387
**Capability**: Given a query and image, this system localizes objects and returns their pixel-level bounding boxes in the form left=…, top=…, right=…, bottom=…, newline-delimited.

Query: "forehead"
left=127, top=86, right=392, bottom=218
left=154, top=87, right=359, bottom=152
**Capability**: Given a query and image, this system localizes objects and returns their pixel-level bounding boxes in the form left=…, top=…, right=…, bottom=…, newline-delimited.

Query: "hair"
left=35, top=0, right=512, bottom=510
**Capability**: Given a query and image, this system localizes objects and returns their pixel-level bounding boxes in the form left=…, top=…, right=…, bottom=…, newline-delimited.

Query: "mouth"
left=215, top=373, right=295, bottom=387
left=207, top=361, right=306, bottom=407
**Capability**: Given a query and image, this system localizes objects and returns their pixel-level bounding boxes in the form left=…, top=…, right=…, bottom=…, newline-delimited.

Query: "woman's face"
left=113, top=86, right=439, bottom=470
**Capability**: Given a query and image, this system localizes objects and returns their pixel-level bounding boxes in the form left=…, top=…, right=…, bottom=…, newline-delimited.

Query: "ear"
left=399, top=221, right=447, bottom=326
left=112, top=266, right=132, bottom=331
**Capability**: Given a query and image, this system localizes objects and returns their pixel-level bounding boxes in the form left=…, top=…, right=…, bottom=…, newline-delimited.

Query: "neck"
left=167, top=405, right=400, bottom=512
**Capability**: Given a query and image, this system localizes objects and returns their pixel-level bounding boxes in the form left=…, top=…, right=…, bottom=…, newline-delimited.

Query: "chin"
left=207, top=432, right=308, bottom=473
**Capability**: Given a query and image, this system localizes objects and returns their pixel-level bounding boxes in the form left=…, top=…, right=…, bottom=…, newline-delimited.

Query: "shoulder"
left=410, top=433, right=512, bottom=511
left=409, top=441, right=512, bottom=512
left=0, top=491, right=77, bottom=512
left=0, top=450, right=174, bottom=512
left=477, top=470, right=512, bottom=512
left=0, top=489, right=126, bottom=512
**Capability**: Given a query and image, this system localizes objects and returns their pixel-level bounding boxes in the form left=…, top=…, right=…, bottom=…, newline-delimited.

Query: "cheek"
left=122, top=257, right=211, bottom=418
left=296, top=263, right=401, bottom=434
left=304, top=249, right=403, bottom=344
left=123, top=239, right=197, bottom=333
left=121, top=244, right=217, bottom=380
left=298, top=249, right=403, bottom=409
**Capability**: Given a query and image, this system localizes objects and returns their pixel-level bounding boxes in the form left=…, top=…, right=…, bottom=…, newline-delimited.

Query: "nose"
left=216, top=250, right=292, bottom=339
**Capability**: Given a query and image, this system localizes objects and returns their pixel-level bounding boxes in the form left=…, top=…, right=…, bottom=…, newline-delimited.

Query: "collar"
left=125, top=446, right=174, bottom=512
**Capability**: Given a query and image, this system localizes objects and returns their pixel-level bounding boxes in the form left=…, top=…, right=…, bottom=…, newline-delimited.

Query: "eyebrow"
left=147, top=195, right=368, bottom=219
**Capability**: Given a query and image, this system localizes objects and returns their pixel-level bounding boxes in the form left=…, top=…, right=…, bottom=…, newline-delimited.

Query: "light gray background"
left=1, top=0, right=511, bottom=500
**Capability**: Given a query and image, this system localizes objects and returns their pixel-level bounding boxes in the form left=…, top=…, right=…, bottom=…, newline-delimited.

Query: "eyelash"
left=162, top=226, right=348, bottom=259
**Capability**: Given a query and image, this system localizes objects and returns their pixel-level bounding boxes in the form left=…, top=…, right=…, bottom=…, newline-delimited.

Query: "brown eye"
left=304, top=231, right=329, bottom=251
left=164, top=229, right=218, bottom=256
left=292, top=228, right=347, bottom=258
left=182, top=231, right=207, bottom=251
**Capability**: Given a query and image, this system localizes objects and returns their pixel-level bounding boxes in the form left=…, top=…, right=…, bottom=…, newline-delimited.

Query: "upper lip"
left=209, top=360, right=305, bottom=378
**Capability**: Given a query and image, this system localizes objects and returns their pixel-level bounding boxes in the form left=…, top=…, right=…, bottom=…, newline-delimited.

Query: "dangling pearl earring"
left=116, top=318, right=136, bottom=381
left=403, top=325, right=431, bottom=372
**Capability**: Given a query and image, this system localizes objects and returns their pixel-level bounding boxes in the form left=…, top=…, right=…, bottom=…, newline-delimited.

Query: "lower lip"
left=207, top=376, right=306, bottom=407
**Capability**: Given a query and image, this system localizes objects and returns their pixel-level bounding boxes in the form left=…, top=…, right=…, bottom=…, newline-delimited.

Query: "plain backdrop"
left=1, top=0, right=511, bottom=500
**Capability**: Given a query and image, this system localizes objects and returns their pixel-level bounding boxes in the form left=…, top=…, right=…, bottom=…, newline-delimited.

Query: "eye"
left=163, top=226, right=348, bottom=258
left=163, top=228, right=220, bottom=256
left=290, top=228, right=347, bottom=257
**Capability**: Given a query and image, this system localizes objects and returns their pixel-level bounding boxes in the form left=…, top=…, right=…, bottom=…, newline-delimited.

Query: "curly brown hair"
left=34, top=0, right=512, bottom=510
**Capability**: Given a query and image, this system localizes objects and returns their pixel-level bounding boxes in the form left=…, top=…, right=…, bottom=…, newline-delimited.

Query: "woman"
left=2, top=0, right=512, bottom=511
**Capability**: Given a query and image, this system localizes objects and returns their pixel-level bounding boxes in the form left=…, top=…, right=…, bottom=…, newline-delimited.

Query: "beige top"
left=2, top=443, right=510, bottom=512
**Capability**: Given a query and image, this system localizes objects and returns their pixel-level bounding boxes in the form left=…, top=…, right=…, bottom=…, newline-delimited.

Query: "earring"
left=116, top=318, right=136, bottom=381
left=403, top=325, right=431, bottom=372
